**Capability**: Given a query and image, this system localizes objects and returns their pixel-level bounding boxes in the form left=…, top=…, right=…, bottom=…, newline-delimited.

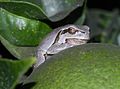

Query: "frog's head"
left=60, top=25, right=90, bottom=45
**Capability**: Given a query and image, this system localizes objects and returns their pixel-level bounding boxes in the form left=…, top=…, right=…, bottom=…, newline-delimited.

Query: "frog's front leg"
left=34, top=49, right=46, bottom=68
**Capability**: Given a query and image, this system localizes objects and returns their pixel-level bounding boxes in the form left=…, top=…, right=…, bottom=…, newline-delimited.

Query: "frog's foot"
left=34, top=50, right=46, bottom=68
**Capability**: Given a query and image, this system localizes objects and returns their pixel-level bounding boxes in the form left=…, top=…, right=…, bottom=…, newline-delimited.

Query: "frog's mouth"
left=65, top=38, right=89, bottom=45
left=80, top=38, right=90, bottom=41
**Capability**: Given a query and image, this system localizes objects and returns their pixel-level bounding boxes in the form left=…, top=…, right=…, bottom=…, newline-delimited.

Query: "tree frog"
left=34, top=24, right=90, bottom=68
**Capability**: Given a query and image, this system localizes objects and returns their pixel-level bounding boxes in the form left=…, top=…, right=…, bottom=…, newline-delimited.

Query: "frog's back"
left=38, top=26, right=63, bottom=51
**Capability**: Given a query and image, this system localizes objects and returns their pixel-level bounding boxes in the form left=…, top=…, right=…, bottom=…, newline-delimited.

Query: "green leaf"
left=41, top=0, right=85, bottom=21
left=0, top=1, right=48, bottom=20
left=0, top=57, right=36, bottom=89
left=0, top=35, right=37, bottom=59
left=0, top=0, right=84, bottom=21
left=24, top=43, right=120, bottom=89
left=0, top=8, right=52, bottom=46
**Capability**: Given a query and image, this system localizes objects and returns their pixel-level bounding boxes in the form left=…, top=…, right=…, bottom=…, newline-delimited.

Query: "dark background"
left=87, top=0, right=120, bottom=10
left=0, top=0, right=120, bottom=59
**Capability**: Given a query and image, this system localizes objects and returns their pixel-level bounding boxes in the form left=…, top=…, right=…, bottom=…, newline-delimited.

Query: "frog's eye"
left=61, top=27, right=78, bottom=35
left=67, top=27, right=78, bottom=34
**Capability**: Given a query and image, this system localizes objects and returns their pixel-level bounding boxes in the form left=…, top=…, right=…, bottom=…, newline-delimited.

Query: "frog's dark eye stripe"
left=61, top=29, right=68, bottom=34
left=80, top=31, right=86, bottom=34
left=53, top=30, right=62, bottom=44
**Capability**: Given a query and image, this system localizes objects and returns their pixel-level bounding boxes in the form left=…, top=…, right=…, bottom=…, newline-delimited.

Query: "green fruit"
left=24, top=43, right=120, bottom=89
